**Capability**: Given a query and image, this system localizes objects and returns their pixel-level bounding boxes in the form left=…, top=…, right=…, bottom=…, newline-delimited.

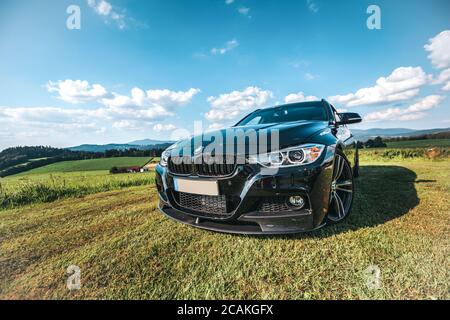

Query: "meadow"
left=0, top=170, right=155, bottom=209
left=18, top=157, right=153, bottom=174
left=0, top=146, right=449, bottom=299
left=385, top=138, right=450, bottom=148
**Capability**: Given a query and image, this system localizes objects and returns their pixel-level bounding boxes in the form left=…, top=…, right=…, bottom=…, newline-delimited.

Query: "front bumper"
left=155, top=148, right=335, bottom=235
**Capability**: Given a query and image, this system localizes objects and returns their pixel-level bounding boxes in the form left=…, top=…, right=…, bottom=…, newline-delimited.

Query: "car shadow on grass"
left=267, top=165, right=420, bottom=240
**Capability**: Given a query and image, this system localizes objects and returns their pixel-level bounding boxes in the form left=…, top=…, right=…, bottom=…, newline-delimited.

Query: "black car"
left=155, top=99, right=362, bottom=234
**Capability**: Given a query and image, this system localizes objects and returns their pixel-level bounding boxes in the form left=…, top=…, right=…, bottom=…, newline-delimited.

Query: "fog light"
left=289, top=196, right=305, bottom=208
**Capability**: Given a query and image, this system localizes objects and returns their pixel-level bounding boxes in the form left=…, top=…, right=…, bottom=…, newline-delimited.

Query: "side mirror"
left=338, top=112, right=362, bottom=125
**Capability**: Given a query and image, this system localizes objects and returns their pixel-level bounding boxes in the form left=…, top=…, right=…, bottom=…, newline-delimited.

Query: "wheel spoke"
left=334, top=191, right=345, bottom=218
left=336, top=180, right=353, bottom=193
left=336, top=187, right=353, bottom=193
left=338, top=157, right=345, bottom=180
left=330, top=192, right=337, bottom=215
left=334, top=155, right=344, bottom=181
left=328, top=154, right=353, bottom=222
left=333, top=156, right=340, bottom=181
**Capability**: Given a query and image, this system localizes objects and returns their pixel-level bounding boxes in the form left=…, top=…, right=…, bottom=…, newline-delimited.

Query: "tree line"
left=352, top=136, right=387, bottom=149
left=383, top=131, right=450, bottom=142
left=0, top=145, right=168, bottom=177
left=352, top=130, right=450, bottom=149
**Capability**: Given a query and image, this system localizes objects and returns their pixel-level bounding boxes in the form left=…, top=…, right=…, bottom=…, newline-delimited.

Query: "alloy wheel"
left=327, top=153, right=354, bottom=222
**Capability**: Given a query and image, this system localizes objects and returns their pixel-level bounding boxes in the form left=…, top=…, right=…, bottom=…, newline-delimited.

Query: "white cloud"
left=407, top=95, right=444, bottom=112
left=284, top=92, right=319, bottom=104
left=306, top=0, right=319, bottom=13
left=0, top=82, right=200, bottom=149
left=0, top=106, right=97, bottom=125
left=111, top=119, right=154, bottom=131
left=102, top=88, right=199, bottom=108
left=434, top=68, right=450, bottom=83
left=211, top=39, right=239, bottom=55
left=205, top=87, right=273, bottom=122
left=146, top=88, right=201, bottom=105
left=225, top=0, right=234, bottom=4
left=153, top=123, right=176, bottom=132
left=304, top=73, right=319, bottom=81
left=95, top=0, right=112, bottom=15
left=238, top=7, right=250, bottom=16
left=289, top=60, right=310, bottom=69
left=365, top=108, right=418, bottom=122
left=112, top=120, right=136, bottom=130
left=46, top=80, right=108, bottom=104
left=0, top=106, right=105, bottom=148
left=328, top=67, right=430, bottom=107
left=208, top=123, right=226, bottom=130
left=101, top=87, right=201, bottom=121
left=424, top=30, right=450, bottom=69
left=46, top=83, right=201, bottom=125
left=87, top=0, right=126, bottom=29
left=432, top=68, right=450, bottom=91
left=364, top=95, right=444, bottom=122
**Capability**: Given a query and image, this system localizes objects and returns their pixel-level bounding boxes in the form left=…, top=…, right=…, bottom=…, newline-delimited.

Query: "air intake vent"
left=176, top=192, right=229, bottom=215
left=258, top=197, right=291, bottom=213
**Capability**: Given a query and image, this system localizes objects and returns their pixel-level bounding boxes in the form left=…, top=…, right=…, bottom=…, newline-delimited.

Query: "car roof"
left=262, top=99, right=327, bottom=111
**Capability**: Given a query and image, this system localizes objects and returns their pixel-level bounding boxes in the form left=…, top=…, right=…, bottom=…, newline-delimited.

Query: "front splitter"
left=158, top=203, right=325, bottom=235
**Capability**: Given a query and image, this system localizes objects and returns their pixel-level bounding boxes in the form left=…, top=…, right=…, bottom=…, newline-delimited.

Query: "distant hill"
left=0, top=146, right=101, bottom=177
left=352, top=127, right=450, bottom=141
left=0, top=145, right=169, bottom=177
left=67, top=142, right=171, bottom=152
left=66, top=129, right=450, bottom=150
left=68, top=144, right=141, bottom=152
left=127, top=138, right=172, bottom=146
left=20, top=157, right=152, bottom=175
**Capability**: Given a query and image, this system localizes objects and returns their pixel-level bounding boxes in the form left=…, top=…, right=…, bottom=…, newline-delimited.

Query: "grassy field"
left=0, top=154, right=449, bottom=299
left=17, top=157, right=153, bottom=175
left=385, top=138, right=450, bottom=148
left=0, top=170, right=155, bottom=209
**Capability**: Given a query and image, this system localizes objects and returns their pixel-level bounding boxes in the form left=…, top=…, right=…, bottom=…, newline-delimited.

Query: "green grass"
left=347, top=147, right=449, bottom=162
left=0, top=170, right=155, bottom=209
left=0, top=158, right=449, bottom=299
left=18, top=157, right=152, bottom=175
left=386, top=139, right=450, bottom=148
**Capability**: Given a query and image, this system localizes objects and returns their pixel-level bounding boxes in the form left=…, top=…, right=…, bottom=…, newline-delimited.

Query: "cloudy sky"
left=0, top=0, right=449, bottom=150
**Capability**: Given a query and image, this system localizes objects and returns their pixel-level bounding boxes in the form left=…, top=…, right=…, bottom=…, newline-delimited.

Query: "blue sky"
left=0, top=0, right=449, bottom=149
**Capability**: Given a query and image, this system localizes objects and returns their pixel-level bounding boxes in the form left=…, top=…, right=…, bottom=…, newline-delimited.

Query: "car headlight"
left=248, top=144, right=325, bottom=167
left=159, top=143, right=180, bottom=167
left=159, top=149, right=171, bottom=167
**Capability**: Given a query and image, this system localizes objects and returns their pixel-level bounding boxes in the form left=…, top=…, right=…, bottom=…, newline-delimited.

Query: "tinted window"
left=237, top=103, right=328, bottom=126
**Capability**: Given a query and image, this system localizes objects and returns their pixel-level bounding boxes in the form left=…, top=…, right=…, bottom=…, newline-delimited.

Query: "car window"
left=244, top=116, right=262, bottom=125
left=334, top=112, right=341, bottom=123
left=237, top=103, right=328, bottom=126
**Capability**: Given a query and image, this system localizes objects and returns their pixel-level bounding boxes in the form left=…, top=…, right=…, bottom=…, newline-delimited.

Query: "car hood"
left=170, top=120, right=329, bottom=156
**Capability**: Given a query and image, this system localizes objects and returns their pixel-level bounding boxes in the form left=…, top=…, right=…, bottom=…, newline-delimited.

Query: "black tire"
left=353, top=143, right=360, bottom=178
left=326, top=149, right=354, bottom=224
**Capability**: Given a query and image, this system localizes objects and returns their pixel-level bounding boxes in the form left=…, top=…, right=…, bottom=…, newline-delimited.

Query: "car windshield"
left=236, top=102, right=328, bottom=126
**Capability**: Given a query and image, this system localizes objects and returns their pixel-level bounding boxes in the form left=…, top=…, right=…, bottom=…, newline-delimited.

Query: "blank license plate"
left=174, top=178, right=219, bottom=196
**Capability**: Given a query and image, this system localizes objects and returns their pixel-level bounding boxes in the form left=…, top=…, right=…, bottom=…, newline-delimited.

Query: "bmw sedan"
left=155, top=99, right=362, bottom=234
